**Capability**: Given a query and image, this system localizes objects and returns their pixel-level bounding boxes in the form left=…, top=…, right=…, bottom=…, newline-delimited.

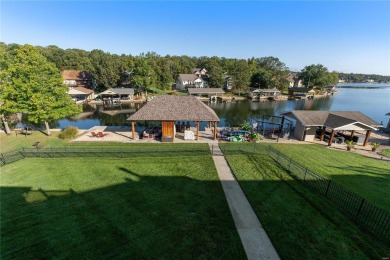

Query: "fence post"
left=288, top=158, right=292, bottom=171
left=325, top=180, right=332, bottom=197
left=304, top=168, right=308, bottom=181
left=356, top=199, right=366, bottom=218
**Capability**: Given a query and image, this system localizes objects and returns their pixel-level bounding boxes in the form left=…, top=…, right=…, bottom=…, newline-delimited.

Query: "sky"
left=1, top=1, right=390, bottom=75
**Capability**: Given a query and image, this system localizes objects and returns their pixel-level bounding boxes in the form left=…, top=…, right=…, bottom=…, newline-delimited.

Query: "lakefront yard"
left=0, top=154, right=245, bottom=259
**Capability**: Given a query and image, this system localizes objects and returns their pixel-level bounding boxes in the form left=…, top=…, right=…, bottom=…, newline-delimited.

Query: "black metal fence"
left=268, top=145, right=390, bottom=243
left=0, top=150, right=25, bottom=166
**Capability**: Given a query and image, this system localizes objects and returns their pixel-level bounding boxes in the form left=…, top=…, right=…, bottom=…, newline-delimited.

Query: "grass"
left=381, top=148, right=390, bottom=157
left=0, top=131, right=206, bottom=154
left=220, top=143, right=390, bottom=259
left=269, top=143, right=390, bottom=212
left=0, top=153, right=245, bottom=259
left=0, top=131, right=67, bottom=153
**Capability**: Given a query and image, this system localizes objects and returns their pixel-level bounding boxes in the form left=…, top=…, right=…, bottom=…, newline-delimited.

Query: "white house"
left=176, top=74, right=208, bottom=91
left=287, top=72, right=302, bottom=88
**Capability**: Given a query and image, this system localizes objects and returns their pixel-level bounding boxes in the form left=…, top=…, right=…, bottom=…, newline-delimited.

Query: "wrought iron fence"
left=0, top=150, right=25, bottom=166
left=267, top=145, right=390, bottom=243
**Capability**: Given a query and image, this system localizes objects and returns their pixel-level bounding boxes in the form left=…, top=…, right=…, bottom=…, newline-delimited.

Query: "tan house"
left=62, top=70, right=94, bottom=88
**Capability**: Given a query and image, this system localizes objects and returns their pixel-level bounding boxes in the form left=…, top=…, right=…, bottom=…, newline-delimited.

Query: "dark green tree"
left=299, top=64, right=339, bottom=89
left=0, top=45, right=81, bottom=135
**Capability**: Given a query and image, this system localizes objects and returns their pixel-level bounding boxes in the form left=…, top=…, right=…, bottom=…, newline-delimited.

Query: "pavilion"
left=127, top=96, right=220, bottom=142
left=280, top=110, right=380, bottom=146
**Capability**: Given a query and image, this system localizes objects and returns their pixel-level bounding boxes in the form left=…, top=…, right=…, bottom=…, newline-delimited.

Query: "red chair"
left=90, top=132, right=99, bottom=138
left=97, top=132, right=108, bottom=138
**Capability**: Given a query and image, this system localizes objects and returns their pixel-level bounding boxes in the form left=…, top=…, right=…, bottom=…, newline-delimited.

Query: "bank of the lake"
left=55, top=83, right=389, bottom=129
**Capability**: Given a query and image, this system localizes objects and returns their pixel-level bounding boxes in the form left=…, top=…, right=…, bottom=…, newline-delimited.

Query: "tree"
left=299, top=64, right=339, bottom=89
left=254, top=56, right=290, bottom=91
left=0, top=44, right=12, bottom=134
left=0, top=45, right=81, bottom=135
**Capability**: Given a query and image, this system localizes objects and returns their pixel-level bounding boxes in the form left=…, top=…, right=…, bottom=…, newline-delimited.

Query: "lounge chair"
left=90, top=132, right=99, bottom=138
left=97, top=132, right=108, bottom=138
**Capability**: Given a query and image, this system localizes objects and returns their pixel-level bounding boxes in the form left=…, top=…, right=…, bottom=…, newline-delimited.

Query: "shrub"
left=59, top=126, right=79, bottom=140
left=239, top=122, right=251, bottom=131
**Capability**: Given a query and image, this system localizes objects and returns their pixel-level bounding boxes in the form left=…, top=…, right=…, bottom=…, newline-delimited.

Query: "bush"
left=58, top=126, right=79, bottom=140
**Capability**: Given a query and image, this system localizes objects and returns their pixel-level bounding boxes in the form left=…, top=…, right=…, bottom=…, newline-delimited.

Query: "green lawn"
left=381, top=148, right=390, bottom=157
left=1, top=131, right=67, bottom=153
left=269, top=143, right=390, bottom=212
left=0, top=131, right=204, bottom=154
left=220, top=143, right=390, bottom=259
left=0, top=155, right=245, bottom=258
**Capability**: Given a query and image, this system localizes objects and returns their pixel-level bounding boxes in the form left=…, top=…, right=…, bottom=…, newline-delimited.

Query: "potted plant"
left=345, top=140, right=356, bottom=151
left=250, top=132, right=261, bottom=142
left=371, top=142, right=380, bottom=152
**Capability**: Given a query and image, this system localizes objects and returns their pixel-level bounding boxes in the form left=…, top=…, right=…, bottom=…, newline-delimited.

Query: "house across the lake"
left=62, top=70, right=94, bottom=88
left=68, top=86, right=95, bottom=103
left=176, top=68, right=210, bottom=91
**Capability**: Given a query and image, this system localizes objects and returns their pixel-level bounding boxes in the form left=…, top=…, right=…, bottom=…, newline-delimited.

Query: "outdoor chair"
left=97, top=132, right=108, bottom=138
left=90, top=132, right=99, bottom=138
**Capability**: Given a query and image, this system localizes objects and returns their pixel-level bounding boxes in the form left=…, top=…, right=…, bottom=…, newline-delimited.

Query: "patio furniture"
left=90, top=132, right=99, bottom=138
left=184, top=130, right=195, bottom=140
left=97, top=132, right=108, bottom=138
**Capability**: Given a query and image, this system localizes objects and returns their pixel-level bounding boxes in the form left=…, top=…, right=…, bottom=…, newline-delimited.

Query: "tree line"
left=0, top=42, right=343, bottom=135
left=1, top=42, right=341, bottom=94
left=339, top=73, right=390, bottom=83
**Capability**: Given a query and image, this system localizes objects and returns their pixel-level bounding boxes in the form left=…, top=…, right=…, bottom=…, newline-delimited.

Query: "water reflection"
left=57, top=87, right=388, bottom=129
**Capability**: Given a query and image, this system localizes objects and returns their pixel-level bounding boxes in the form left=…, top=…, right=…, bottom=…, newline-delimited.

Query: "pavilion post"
left=350, top=130, right=355, bottom=138
left=131, top=121, right=136, bottom=140
left=213, top=121, right=217, bottom=140
left=320, top=127, right=325, bottom=141
left=196, top=121, right=200, bottom=141
left=363, top=130, right=371, bottom=146
left=328, top=130, right=335, bottom=146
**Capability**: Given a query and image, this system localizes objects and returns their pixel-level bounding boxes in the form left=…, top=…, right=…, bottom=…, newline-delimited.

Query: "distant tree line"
left=0, top=42, right=339, bottom=93
left=338, top=73, right=390, bottom=83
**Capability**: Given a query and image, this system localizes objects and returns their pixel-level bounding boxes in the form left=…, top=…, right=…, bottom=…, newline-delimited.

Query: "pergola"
left=281, top=110, right=380, bottom=146
left=127, top=96, right=220, bottom=142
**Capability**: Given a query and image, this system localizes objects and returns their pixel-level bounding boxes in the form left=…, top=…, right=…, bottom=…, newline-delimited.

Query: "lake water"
left=57, top=83, right=390, bottom=129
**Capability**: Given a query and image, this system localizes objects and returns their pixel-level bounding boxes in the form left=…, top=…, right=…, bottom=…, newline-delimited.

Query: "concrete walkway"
left=209, top=144, right=280, bottom=260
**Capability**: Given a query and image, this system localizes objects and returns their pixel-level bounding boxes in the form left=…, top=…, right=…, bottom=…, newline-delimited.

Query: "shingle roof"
left=74, top=86, right=94, bottom=94
left=178, top=74, right=199, bottom=82
left=128, top=96, right=220, bottom=122
left=280, top=110, right=380, bottom=129
left=252, top=88, right=280, bottom=93
left=188, top=88, right=225, bottom=95
left=62, top=70, right=92, bottom=80
left=288, top=87, right=313, bottom=93
left=99, top=88, right=134, bottom=95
